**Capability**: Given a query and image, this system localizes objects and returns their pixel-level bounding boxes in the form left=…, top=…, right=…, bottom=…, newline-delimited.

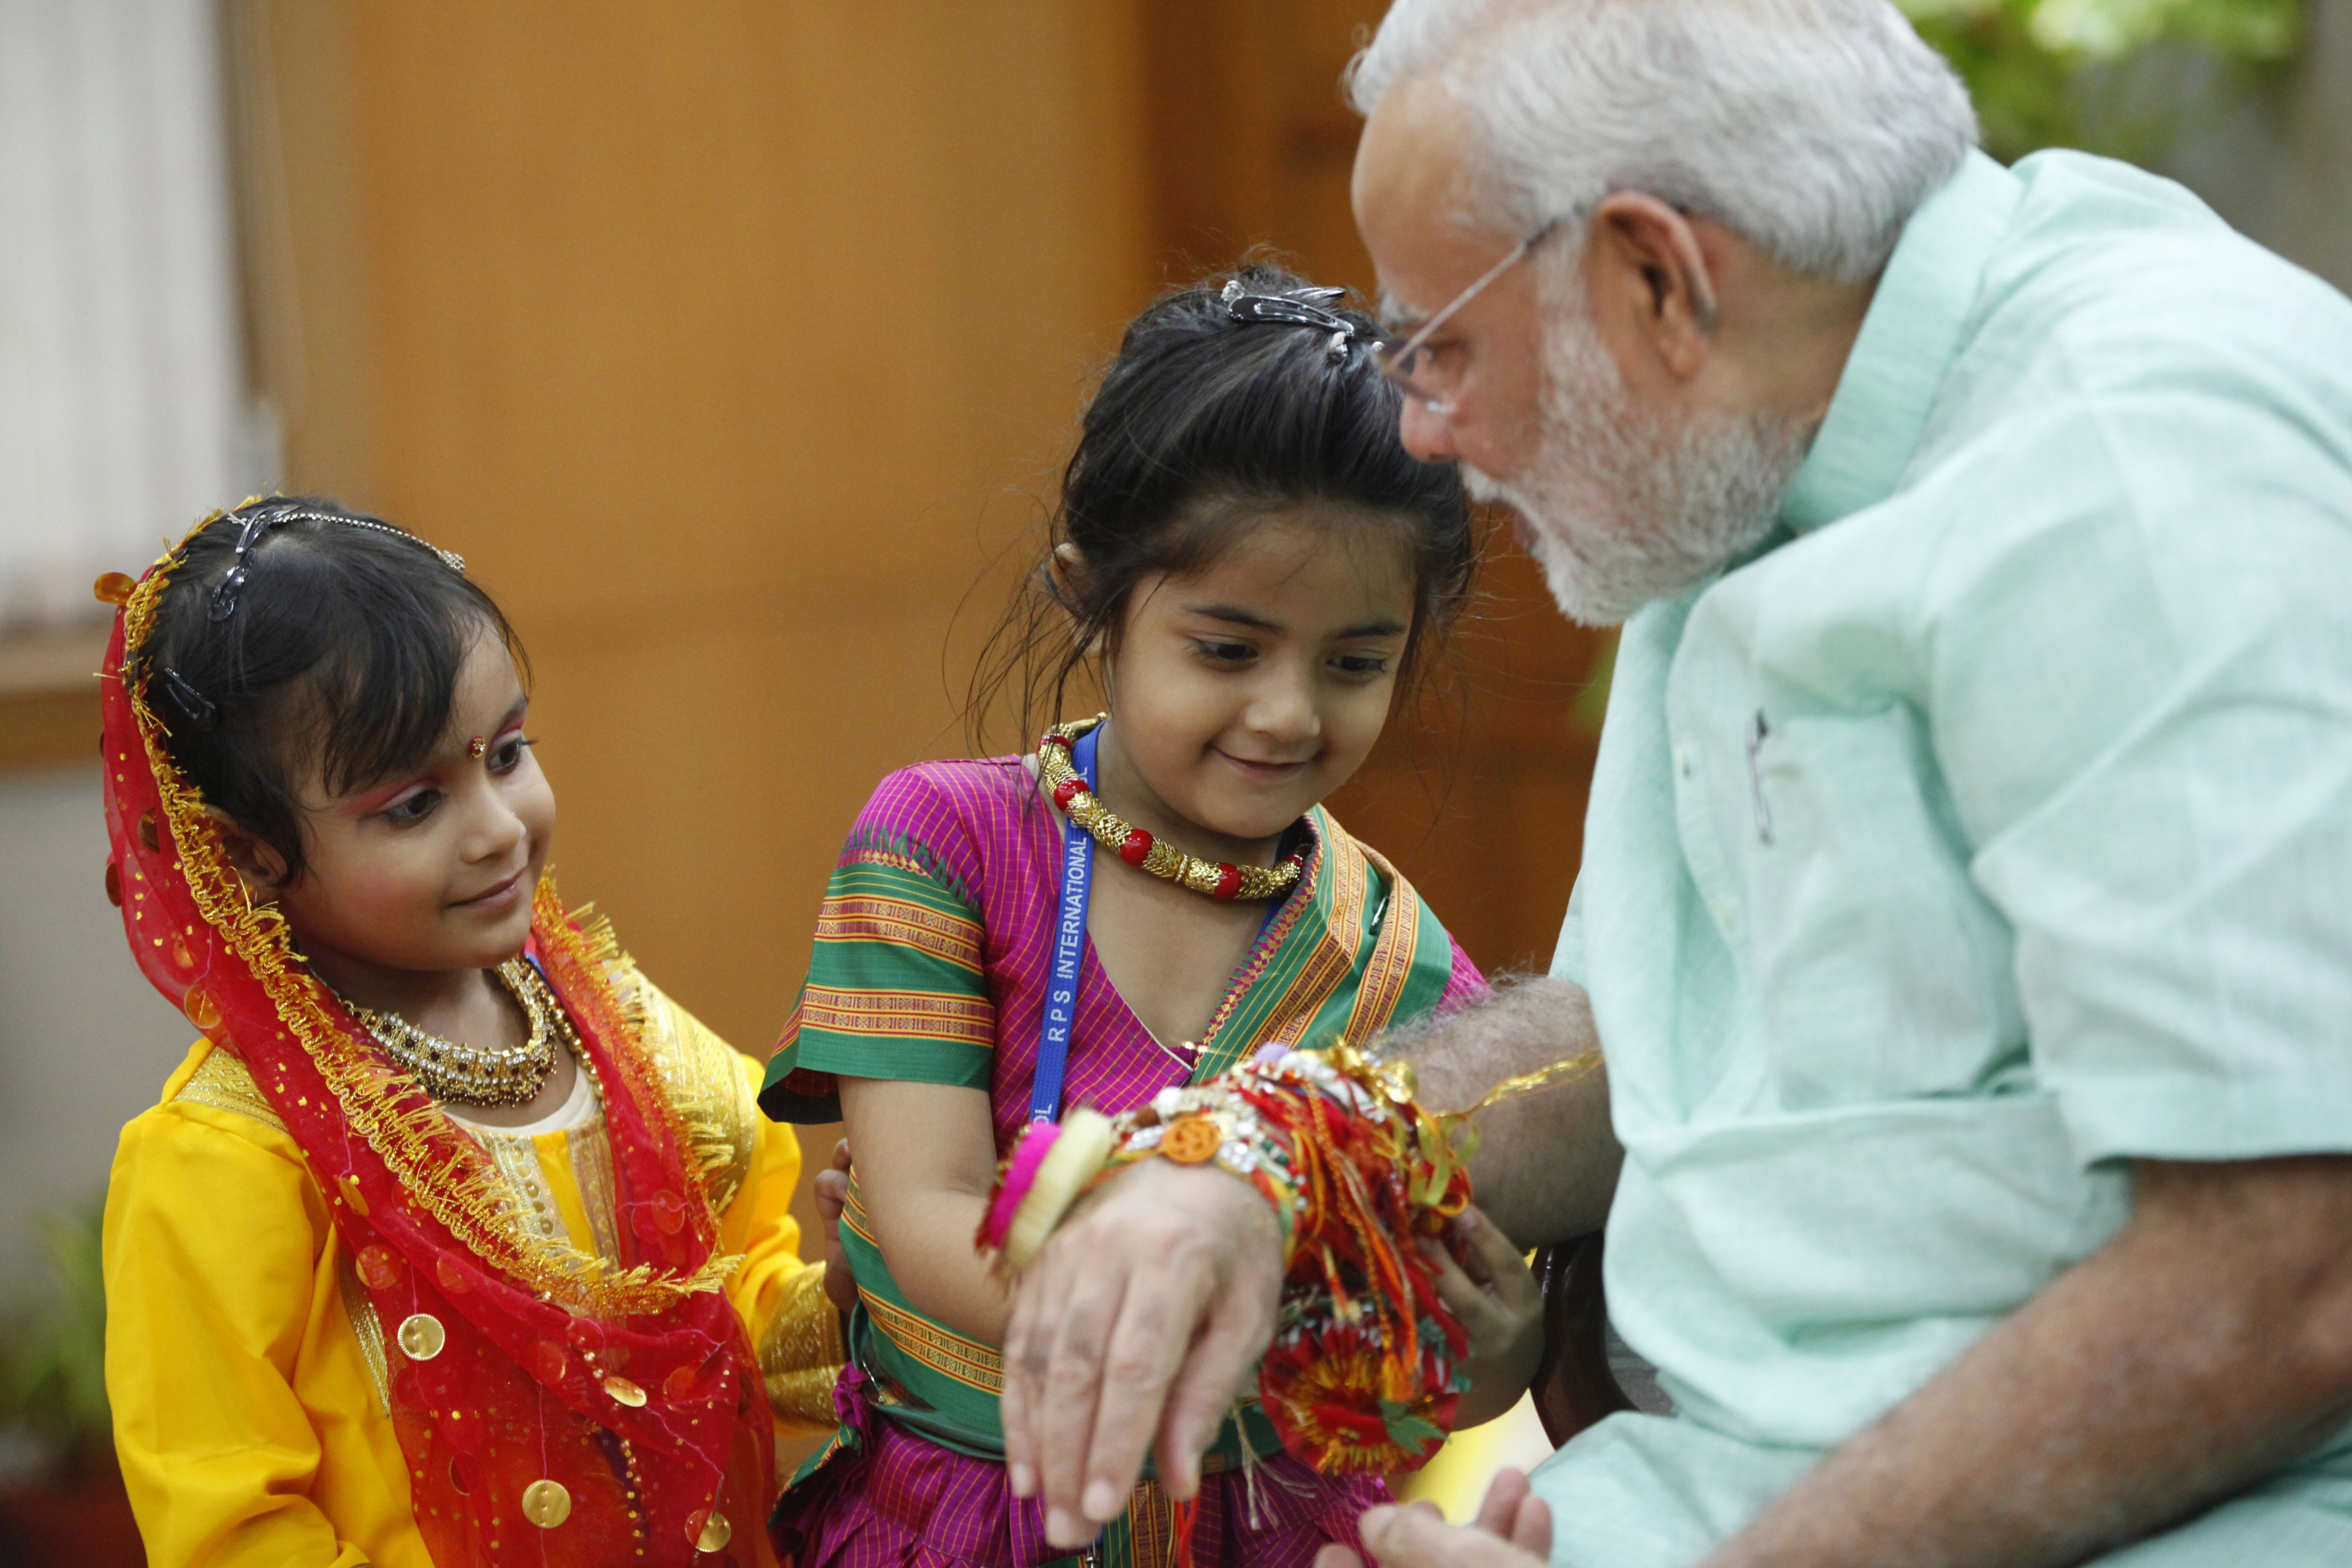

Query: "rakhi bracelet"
left=976, top=1107, right=1115, bottom=1272
left=1099, top=1082, right=1303, bottom=1258
left=974, top=1043, right=1603, bottom=1476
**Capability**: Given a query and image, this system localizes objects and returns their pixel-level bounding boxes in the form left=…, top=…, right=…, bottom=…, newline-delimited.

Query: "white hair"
left=1346, top=0, right=1977, bottom=283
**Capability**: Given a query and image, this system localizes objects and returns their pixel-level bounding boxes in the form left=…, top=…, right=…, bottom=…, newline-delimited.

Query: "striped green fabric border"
left=773, top=858, right=995, bottom=1092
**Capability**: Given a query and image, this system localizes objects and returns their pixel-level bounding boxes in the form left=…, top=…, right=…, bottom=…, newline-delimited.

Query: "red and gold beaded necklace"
left=1037, top=717, right=1305, bottom=902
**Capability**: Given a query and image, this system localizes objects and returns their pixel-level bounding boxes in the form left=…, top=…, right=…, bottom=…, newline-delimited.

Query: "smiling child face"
left=264, top=627, right=555, bottom=985
left=1094, top=503, right=1418, bottom=855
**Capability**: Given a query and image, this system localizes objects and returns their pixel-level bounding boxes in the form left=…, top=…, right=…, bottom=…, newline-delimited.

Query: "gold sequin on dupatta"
left=520, top=1479, right=572, bottom=1528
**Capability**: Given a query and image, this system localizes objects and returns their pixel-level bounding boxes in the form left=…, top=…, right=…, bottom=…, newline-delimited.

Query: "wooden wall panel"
left=258, top=1, right=1151, bottom=1055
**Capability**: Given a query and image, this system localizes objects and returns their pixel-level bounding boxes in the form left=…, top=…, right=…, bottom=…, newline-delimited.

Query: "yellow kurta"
left=102, top=970, right=841, bottom=1568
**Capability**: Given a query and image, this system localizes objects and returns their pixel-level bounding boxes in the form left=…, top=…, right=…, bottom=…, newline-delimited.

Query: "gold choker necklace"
left=348, top=959, right=565, bottom=1108
left=1039, top=718, right=1305, bottom=902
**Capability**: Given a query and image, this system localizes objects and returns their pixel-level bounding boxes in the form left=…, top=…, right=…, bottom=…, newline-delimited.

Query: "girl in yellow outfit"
left=98, top=498, right=845, bottom=1567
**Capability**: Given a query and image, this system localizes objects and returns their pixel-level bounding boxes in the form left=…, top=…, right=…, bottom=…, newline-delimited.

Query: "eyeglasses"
left=1373, top=217, right=1562, bottom=414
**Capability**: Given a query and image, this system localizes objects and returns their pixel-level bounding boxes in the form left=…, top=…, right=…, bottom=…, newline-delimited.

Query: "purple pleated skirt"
left=771, top=1368, right=1385, bottom=1568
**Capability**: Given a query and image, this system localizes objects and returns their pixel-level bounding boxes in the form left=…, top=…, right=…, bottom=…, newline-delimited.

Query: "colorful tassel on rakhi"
left=1104, top=1041, right=1595, bottom=1473
left=974, top=1040, right=1599, bottom=1475
left=1171, top=1494, right=1199, bottom=1568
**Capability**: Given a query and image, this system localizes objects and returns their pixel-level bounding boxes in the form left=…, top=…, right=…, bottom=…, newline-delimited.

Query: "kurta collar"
left=1779, top=150, right=2023, bottom=534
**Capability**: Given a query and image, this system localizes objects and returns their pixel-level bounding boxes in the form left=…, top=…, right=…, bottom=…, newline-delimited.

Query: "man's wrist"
left=1098, top=1083, right=1301, bottom=1260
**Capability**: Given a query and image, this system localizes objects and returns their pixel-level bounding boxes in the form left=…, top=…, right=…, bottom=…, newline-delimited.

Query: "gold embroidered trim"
left=631, top=972, right=758, bottom=1215
left=171, top=1047, right=287, bottom=1133
left=859, top=1287, right=1002, bottom=1393
left=760, top=1264, right=847, bottom=1432
left=1124, top=1479, right=1175, bottom=1568
left=1343, top=838, right=1424, bottom=1044
left=121, top=537, right=733, bottom=1319
left=567, top=1119, right=625, bottom=1263
left=1251, top=806, right=1370, bottom=1052
left=798, top=984, right=994, bottom=1045
left=335, top=1251, right=393, bottom=1417
left=814, top=893, right=984, bottom=974
left=480, top=1133, right=563, bottom=1245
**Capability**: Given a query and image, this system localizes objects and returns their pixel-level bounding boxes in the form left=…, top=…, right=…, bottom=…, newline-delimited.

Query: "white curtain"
left=0, top=0, right=252, bottom=631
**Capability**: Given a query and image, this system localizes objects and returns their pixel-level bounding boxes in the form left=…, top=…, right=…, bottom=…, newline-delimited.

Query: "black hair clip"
left=204, top=502, right=466, bottom=625
left=160, top=666, right=219, bottom=732
left=206, top=507, right=278, bottom=623
left=1219, top=280, right=1367, bottom=363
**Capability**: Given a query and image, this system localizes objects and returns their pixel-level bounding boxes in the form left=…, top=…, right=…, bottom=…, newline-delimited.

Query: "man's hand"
left=812, top=1138, right=858, bottom=1315
left=1315, top=1469, right=1554, bottom=1568
left=998, top=1157, right=1284, bottom=1548
left=996, top=979, right=1613, bottom=1550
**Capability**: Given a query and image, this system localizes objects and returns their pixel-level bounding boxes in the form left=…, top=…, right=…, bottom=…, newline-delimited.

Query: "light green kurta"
left=1539, top=148, right=2352, bottom=1563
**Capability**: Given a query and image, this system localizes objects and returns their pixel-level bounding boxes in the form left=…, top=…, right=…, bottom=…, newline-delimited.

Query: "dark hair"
left=134, top=495, right=526, bottom=883
left=970, top=259, right=1475, bottom=748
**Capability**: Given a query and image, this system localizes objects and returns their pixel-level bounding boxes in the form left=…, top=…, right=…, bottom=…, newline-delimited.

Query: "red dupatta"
left=99, top=535, right=774, bottom=1566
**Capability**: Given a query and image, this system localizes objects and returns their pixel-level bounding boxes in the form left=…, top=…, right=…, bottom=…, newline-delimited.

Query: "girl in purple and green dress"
left=761, top=264, right=1544, bottom=1568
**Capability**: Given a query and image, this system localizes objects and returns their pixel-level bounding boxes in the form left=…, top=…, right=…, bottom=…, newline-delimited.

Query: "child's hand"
left=814, top=1138, right=858, bottom=1315
left=1424, top=1205, right=1544, bottom=1430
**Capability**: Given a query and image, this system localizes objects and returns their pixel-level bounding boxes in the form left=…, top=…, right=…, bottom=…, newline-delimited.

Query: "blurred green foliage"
left=1899, top=0, right=2303, bottom=159
left=0, top=1203, right=111, bottom=1475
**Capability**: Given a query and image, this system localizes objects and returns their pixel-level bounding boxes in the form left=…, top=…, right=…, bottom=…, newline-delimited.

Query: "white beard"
left=1464, top=294, right=1814, bottom=627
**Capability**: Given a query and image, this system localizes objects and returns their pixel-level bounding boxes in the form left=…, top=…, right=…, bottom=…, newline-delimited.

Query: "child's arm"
left=103, top=1075, right=373, bottom=1568
left=1428, top=1207, right=1547, bottom=1430
left=838, top=1076, right=1010, bottom=1344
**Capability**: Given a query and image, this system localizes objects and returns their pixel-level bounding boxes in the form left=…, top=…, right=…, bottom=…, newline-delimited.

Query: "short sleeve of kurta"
left=768, top=766, right=996, bottom=1103
left=1931, top=359, right=2352, bottom=1166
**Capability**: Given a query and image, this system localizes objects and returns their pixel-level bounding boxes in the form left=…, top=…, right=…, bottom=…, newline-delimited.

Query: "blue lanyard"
left=1029, top=724, right=1099, bottom=1123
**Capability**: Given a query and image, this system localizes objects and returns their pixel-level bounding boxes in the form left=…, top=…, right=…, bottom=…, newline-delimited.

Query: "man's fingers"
left=1473, top=1466, right=1530, bottom=1538
left=1152, top=1265, right=1278, bottom=1500
left=1076, top=1255, right=1213, bottom=1519
left=1511, top=1495, right=1553, bottom=1558
left=1034, top=1237, right=1126, bottom=1544
left=1358, top=1499, right=1549, bottom=1568
left=997, top=1280, right=1041, bottom=1496
left=996, top=1162, right=1283, bottom=1544
left=1000, top=1238, right=1078, bottom=1500
left=1312, top=1548, right=1365, bottom=1568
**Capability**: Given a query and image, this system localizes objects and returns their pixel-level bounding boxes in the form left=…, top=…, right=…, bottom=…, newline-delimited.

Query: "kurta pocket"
left=1736, top=703, right=2024, bottom=1108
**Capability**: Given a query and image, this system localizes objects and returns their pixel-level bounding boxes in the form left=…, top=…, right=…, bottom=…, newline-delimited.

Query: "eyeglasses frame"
left=1374, top=216, right=1565, bottom=413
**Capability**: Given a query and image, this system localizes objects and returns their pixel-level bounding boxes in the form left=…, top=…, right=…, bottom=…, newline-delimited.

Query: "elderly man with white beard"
left=989, top=2, right=2352, bottom=1565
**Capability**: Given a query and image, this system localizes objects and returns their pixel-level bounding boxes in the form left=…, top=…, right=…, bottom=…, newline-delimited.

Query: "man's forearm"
left=1709, top=1155, right=2352, bottom=1568
left=1391, top=976, right=1621, bottom=1244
